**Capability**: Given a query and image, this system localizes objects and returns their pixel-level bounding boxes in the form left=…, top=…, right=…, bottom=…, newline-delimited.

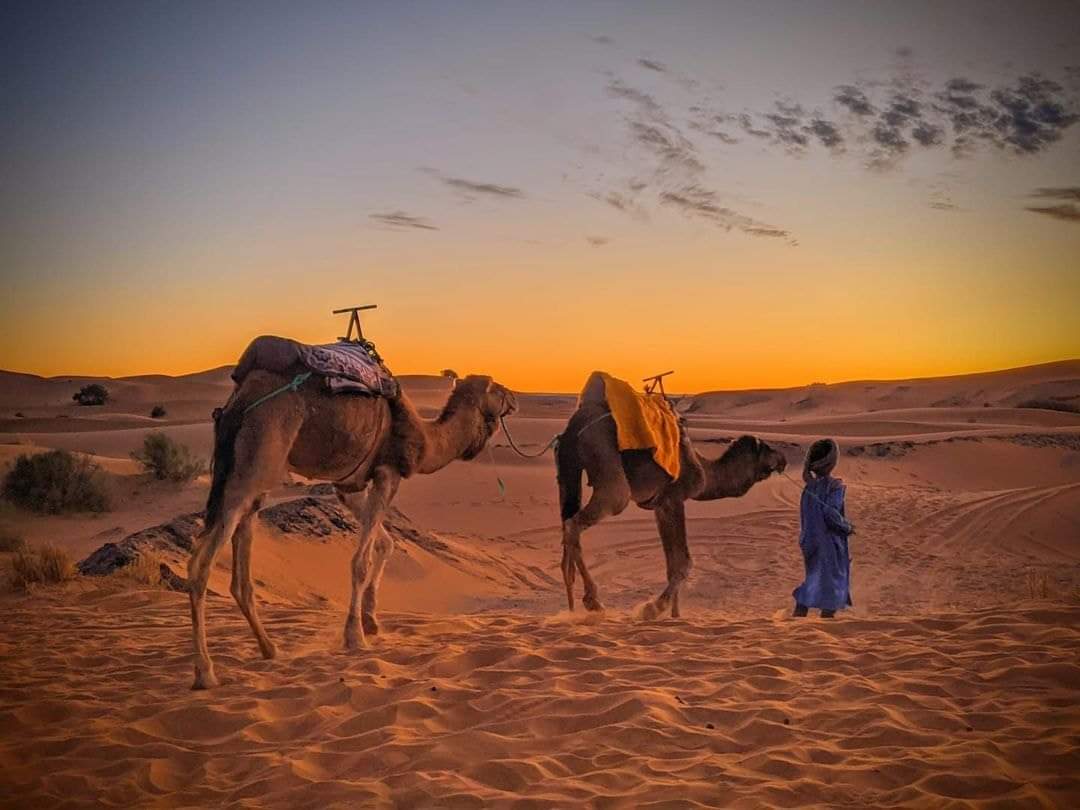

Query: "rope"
left=244, top=371, right=313, bottom=414
left=498, top=415, right=561, bottom=458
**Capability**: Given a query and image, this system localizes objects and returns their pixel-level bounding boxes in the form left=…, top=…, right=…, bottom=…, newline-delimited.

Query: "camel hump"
left=579, top=371, right=610, bottom=406
left=232, top=335, right=304, bottom=385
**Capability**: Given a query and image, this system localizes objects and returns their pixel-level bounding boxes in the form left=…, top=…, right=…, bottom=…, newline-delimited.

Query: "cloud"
left=1031, top=187, right=1080, bottom=201
left=628, top=120, right=704, bottom=175
left=835, top=85, right=875, bottom=116
left=929, top=200, right=958, bottom=211
left=370, top=211, right=438, bottom=230
left=1025, top=203, right=1080, bottom=222
left=807, top=118, right=844, bottom=148
left=586, top=235, right=610, bottom=246
left=638, top=58, right=667, bottom=73
left=589, top=35, right=614, bottom=45
left=421, top=168, right=525, bottom=200
left=659, top=185, right=789, bottom=238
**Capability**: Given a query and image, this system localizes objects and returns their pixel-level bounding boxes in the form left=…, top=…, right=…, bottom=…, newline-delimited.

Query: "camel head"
left=752, top=436, right=787, bottom=480
left=446, top=375, right=518, bottom=459
left=725, top=435, right=787, bottom=481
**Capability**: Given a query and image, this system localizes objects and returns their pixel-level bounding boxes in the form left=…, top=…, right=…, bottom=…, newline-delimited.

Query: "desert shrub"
left=72, top=383, right=109, bottom=406
left=0, top=531, right=26, bottom=552
left=1017, top=399, right=1080, bottom=414
left=2, top=450, right=110, bottom=514
left=14, top=412, right=24, bottom=418
left=150, top=405, right=167, bottom=418
left=440, top=369, right=459, bottom=380
left=131, top=433, right=206, bottom=482
left=9, top=543, right=75, bottom=589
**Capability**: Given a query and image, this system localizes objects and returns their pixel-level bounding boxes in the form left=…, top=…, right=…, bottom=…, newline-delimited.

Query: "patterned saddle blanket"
left=233, top=335, right=398, bottom=398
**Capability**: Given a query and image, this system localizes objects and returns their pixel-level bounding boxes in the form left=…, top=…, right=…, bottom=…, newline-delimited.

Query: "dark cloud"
left=835, top=85, right=875, bottom=116
left=421, top=168, right=525, bottom=199
left=1025, top=203, right=1080, bottom=222
left=659, top=185, right=789, bottom=238
left=604, top=79, right=664, bottom=118
left=370, top=211, right=438, bottom=230
left=1031, top=187, right=1080, bottom=201
left=989, top=74, right=1078, bottom=154
left=929, top=200, right=958, bottom=211
left=638, top=58, right=667, bottom=73
left=586, top=235, right=610, bottom=246
left=440, top=176, right=524, bottom=198
left=590, top=35, right=614, bottom=45
left=628, top=121, right=704, bottom=175
left=737, top=112, right=772, bottom=139
left=807, top=118, right=843, bottom=148
left=911, top=120, right=945, bottom=146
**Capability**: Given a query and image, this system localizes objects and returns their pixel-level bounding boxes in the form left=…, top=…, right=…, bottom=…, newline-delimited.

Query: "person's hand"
left=847, top=523, right=856, bottom=536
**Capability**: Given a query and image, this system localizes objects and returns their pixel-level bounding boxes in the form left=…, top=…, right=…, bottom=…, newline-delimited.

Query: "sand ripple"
left=1, top=590, right=1078, bottom=808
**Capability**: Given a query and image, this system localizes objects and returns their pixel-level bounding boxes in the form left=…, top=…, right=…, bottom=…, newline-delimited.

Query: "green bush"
left=0, top=531, right=26, bottom=552
left=10, top=543, right=75, bottom=589
left=131, top=433, right=207, bottom=482
left=73, top=383, right=109, bottom=406
left=2, top=450, right=111, bottom=514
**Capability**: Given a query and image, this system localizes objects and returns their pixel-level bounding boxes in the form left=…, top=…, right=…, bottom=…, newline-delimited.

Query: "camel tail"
left=205, top=402, right=244, bottom=528
left=556, top=430, right=584, bottom=521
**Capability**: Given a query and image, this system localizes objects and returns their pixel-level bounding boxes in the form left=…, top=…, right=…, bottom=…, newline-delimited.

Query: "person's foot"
left=792, top=604, right=808, bottom=617
left=821, top=609, right=836, bottom=619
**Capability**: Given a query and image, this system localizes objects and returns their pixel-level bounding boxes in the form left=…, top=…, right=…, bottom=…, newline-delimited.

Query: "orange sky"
left=3, top=3, right=1079, bottom=392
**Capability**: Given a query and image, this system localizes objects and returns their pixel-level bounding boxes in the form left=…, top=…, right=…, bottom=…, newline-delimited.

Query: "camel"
left=555, top=373, right=787, bottom=619
left=189, top=365, right=516, bottom=689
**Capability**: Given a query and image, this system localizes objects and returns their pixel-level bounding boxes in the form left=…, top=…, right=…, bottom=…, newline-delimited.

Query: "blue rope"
left=244, top=371, right=312, bottom=414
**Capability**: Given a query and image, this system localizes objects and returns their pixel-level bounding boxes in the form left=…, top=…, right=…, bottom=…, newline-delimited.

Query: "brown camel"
left=556, top=373, right=787, bottom=619
left=189, top=366, right=516, bottom=689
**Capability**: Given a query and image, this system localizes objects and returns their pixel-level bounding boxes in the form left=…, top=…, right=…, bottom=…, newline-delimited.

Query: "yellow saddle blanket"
left=589, top=372, right=681, bottom=479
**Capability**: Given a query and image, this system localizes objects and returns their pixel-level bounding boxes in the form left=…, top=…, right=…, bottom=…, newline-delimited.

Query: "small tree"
left=150, top=405, right=167, bottom=419
left=131, top=433, right=206, bottom=482
left=73, top=383, right=109, bottom=406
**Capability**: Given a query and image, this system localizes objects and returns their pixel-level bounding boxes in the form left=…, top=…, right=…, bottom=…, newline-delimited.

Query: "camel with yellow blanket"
left=556, top=371, right=787, bottom=618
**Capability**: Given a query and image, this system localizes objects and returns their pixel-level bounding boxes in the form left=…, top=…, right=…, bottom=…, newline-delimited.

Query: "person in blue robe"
left=793, top=438, right=854, bottom=618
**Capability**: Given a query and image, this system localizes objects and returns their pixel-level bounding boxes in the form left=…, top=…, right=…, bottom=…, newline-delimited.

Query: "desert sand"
left=1, top=360, right=1079, bottom=807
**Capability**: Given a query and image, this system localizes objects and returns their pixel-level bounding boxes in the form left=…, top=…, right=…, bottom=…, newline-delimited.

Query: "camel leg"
left=189, top=508, right=244, bottom=689
left=361, top=525, right=394, bottom=636
left=190, top=405, right=300, bottom=689
left=561, top=476, right=630, bottom=611
left=336, top=466, right=399, bottom=650
left=642, top=497, right=692, bottom=621
left=230, top=501, right=276, bottom=660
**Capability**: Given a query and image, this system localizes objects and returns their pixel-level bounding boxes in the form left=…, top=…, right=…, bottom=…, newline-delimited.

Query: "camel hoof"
left=344, top=633, right=368, bottom=651
left=361, top=615, right=380, bottom=636
left=583, top=595, right=605, bottom=613
left=192, top=669, right=220, bottom=690
left=639, top=601, right=663, bottom=621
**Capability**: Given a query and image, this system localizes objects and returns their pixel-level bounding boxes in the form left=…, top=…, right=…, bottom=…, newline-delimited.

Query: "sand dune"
left=1, top=588, right=1077, bottom=808
left=1, top=360, right=1079, bottom=807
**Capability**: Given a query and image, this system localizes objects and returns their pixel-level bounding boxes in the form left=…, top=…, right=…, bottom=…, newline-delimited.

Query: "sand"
left=1, top=361, right=1079, bottom=807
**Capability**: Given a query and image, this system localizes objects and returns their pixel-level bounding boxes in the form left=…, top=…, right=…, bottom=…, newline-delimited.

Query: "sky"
left=2, top=0, right=1078, bottom=392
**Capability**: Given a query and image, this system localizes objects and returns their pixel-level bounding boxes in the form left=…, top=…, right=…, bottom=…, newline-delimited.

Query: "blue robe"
left=793, top=476, right=853, bottom=611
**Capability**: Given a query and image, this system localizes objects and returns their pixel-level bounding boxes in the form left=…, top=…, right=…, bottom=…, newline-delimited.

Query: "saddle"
left=232, top=335, right=399, bottom=398
left=581, top=371, right=682, bottom=479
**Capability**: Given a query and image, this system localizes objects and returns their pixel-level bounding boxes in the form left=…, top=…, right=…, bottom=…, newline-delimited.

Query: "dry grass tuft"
left=117, top=551, right=166, bottom=588
left=9, top=544, right=75, bottom=590
left=1024, top=570, right=1052, bottom=599
left=0, top=531, right=27, bottom=553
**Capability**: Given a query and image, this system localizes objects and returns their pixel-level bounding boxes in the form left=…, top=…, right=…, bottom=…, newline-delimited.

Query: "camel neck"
left=694, top=449, right=757, bottom=500
left=416, top=404, right=487, bottom=474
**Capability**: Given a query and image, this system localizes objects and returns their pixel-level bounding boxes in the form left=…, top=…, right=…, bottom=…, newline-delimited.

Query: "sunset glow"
left=3, top=1, right=1078, bottom=392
